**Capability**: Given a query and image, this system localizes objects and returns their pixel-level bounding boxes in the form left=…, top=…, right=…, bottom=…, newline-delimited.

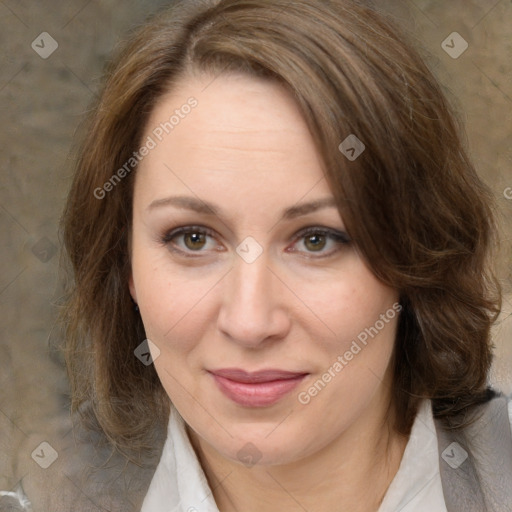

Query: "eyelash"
left=288, top=226, right=351, bottom=258
left=160, top=225, right=351, bottom=259
left=160, top=225, right=222, bottom=258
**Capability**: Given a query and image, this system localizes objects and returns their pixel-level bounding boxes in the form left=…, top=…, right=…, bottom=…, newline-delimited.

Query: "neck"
left=187, top=393, right=409, bottom=512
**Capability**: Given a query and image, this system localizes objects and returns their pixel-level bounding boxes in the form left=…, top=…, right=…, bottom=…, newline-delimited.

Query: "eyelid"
left=160, top=225, right=217, bottom=244
left=292, top=226, right=351, bottom=243
left=286, top=226, right=351, bottom=258
left=159, top=224, right=351, bottom=258
left=160, top=225, right=224, bottom=257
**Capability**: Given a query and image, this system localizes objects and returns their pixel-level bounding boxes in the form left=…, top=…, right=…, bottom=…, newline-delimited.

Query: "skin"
left=129, top=71, right=407, bottom=512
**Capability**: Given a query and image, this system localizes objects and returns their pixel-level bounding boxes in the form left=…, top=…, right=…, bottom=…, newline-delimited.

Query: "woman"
left=58, top=0, right=511, bottom=511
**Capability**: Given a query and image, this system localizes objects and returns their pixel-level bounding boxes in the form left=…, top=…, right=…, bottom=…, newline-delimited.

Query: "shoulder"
left=442, top=391, right=512, bottom=443
left=433, top=390, right=512, bottom=509
left=24, top=410, right=165, bottom=512
left=434, top=389, right=512, bottom=434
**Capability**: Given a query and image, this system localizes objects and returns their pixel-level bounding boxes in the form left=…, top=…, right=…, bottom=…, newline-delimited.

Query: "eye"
left=182, top=232, right=207, bottom=250
left=303, top=232, right=328, bottom=251
left=289, top=227, right=350, bottom=257
left=161, top=226, right=223, bottom=256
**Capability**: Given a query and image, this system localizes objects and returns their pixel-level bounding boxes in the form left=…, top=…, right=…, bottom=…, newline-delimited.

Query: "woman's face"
left=129, top=72, right=400, bottom=466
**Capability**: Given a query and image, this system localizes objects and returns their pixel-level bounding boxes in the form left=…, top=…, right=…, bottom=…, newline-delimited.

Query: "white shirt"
left=141, top=398, right=512, bottom=512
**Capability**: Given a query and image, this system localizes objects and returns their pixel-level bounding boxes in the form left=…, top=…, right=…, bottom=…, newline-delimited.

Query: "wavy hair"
left=61, top=0, right=501, bottom=459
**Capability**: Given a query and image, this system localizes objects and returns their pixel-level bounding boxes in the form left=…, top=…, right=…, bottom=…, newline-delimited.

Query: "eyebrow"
left=148, top=195, right=219, bottom=215
left=147, top=195, right=338, bottom=220
left=282, top=197, right=338, bottom=219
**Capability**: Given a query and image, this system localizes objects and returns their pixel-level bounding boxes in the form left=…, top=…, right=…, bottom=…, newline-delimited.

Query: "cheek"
left=138, top=277, right=207, bottom=346
left=132, top=257, right=222, bottom=356
left=293, top=262, right=399, bottom=355
left=296, top=302, right=399, bottom=428
left=297, top=272, right=400, bottom=413
left=135, top=269, right=213, bottom=399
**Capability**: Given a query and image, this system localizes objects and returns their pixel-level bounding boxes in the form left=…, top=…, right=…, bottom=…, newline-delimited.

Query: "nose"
left=217, top=254, right=291, bottom=347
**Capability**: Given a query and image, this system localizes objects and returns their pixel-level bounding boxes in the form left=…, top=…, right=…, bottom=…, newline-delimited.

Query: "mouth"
left=208, top=368, right=309, bottom=407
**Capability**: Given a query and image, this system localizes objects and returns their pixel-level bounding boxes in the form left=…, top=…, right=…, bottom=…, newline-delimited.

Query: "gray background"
left=1, top=0, right=511, bottom=508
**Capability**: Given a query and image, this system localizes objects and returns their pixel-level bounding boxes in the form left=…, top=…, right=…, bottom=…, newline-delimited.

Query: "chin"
left=201, top=421, right=316, bottom=468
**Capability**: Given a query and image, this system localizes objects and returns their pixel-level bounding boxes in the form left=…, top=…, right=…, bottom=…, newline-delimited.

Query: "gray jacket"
left=5, top=395, right=512, bottom=512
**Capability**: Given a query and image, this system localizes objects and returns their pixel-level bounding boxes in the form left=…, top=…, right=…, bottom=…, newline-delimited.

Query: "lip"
left=208, top=368, right=308, bottom=407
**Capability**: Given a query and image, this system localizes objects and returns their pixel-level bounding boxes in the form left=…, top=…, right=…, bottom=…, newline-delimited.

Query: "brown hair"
left=61, top=0, right=501, bottom=459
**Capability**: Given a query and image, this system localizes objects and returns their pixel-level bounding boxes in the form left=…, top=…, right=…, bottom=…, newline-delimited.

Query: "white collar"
left=377, top=399, right=447, bottom=511
left=142, top=400, right=447, bottom=512
left=141, top=403, right=218, bottom=512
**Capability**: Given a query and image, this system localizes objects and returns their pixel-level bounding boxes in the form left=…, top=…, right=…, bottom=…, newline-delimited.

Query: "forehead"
left=136, top=72, right=328, bottom=194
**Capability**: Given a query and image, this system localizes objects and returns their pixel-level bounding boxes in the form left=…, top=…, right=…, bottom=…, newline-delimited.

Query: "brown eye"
left=161, top=226, right=220, bottom=255
left=304, top=233, right=327, bottom=251
left=289, top=227, right=351, bottom=258
left=184, top=232, right=207, bottom=250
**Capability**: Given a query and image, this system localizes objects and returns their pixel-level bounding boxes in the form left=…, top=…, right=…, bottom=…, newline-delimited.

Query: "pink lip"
left=208, top=368, right=308, bottom=407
